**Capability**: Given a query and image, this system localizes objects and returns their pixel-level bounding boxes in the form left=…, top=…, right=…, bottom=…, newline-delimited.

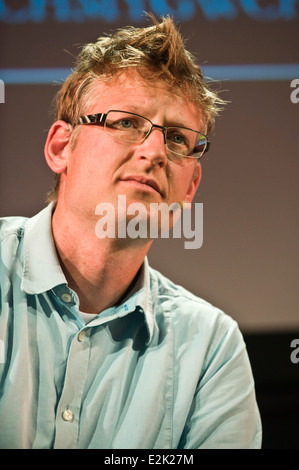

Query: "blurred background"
left=0, top=0, right=299, bottom=449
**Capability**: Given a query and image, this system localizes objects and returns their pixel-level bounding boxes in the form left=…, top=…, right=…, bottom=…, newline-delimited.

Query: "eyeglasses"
left=76, top=110, right=210, bottom=159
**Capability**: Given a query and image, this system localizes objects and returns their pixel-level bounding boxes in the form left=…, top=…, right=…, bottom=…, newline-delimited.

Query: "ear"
left=44, top=120, right=72, bottom=174
left=184, top=162, right=202, bottom=204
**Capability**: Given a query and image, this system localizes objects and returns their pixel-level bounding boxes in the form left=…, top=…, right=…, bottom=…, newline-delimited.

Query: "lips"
left=121, top=175, right=162, bottom=196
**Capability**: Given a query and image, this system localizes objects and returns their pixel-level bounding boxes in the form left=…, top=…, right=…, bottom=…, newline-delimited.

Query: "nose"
left=138, top=125, right=168, bottom=168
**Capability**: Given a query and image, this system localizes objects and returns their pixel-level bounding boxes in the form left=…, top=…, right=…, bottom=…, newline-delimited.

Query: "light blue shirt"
left=0, top=204, right=261, bottom=449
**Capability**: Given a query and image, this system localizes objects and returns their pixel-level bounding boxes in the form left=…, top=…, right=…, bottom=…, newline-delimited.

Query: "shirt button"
left=62, top=409, right=74, bottom=422
left=61, top=292, right=72, bottom=303
left=78, top=330, right=86, bottom=342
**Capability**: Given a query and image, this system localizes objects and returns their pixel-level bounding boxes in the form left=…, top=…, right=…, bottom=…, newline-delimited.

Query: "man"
left=0, top=16, right=261, bottom=448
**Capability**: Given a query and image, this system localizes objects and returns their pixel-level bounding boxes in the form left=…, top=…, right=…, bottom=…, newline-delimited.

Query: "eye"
left=168, top=130, right=188, bottom=147
left=173, top=133, right=185, bottom=145
left=120, top=119, right=133, bottom=129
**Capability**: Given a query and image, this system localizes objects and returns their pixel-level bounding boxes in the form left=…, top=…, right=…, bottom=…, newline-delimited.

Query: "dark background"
left=1, top=0, right=299, bottom=448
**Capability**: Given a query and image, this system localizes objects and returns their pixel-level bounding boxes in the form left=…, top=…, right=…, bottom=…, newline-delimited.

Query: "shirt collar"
left=21, top=203, right=66, bottom=295
left=128, top=257, right=155, bottom=345
left=21, top=203, right=155, bottom=344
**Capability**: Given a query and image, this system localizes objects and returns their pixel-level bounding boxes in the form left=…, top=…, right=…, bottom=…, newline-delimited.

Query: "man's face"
left=56, top=70, right=204, bottom=225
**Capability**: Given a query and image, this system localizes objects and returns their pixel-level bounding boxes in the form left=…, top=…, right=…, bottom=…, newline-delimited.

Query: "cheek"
left=66, top=137, right=122, bottom=198
left=67, top=152, right=90, bottom=186
left=64, top=145, right=101, bottom=201
left=167, top=163, right=197, bottom=200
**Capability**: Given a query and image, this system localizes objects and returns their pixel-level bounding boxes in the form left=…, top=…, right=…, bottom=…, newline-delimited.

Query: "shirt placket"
left=52, top=285, right=92, bottom=449
left=53, top=323, right=91, bottom=449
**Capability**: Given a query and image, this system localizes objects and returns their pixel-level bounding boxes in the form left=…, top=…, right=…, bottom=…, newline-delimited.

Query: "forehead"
left=82, top=70, right=204, bottom=130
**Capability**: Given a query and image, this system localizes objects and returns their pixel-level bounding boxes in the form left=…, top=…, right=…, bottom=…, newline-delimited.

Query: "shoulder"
left=148, top=265, right=241, bottom=345
left=0, top=215, right=28, bottom=241
left=0, top=215, right=28, bottom=264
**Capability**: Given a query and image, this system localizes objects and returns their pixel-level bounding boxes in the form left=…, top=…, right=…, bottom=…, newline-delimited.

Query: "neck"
left=52, top=202, right=153, bottom=314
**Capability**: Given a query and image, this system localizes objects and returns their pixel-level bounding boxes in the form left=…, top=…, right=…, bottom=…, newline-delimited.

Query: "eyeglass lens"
left=104, top=111, right=207, bottom=158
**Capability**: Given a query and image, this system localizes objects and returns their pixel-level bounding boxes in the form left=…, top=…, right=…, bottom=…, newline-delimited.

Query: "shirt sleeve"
left=178, top=319, right=262, bottom=449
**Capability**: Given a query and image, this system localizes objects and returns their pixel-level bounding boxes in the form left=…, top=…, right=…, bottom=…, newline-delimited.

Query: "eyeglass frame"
left=75, top=110, right=210, bottom=159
